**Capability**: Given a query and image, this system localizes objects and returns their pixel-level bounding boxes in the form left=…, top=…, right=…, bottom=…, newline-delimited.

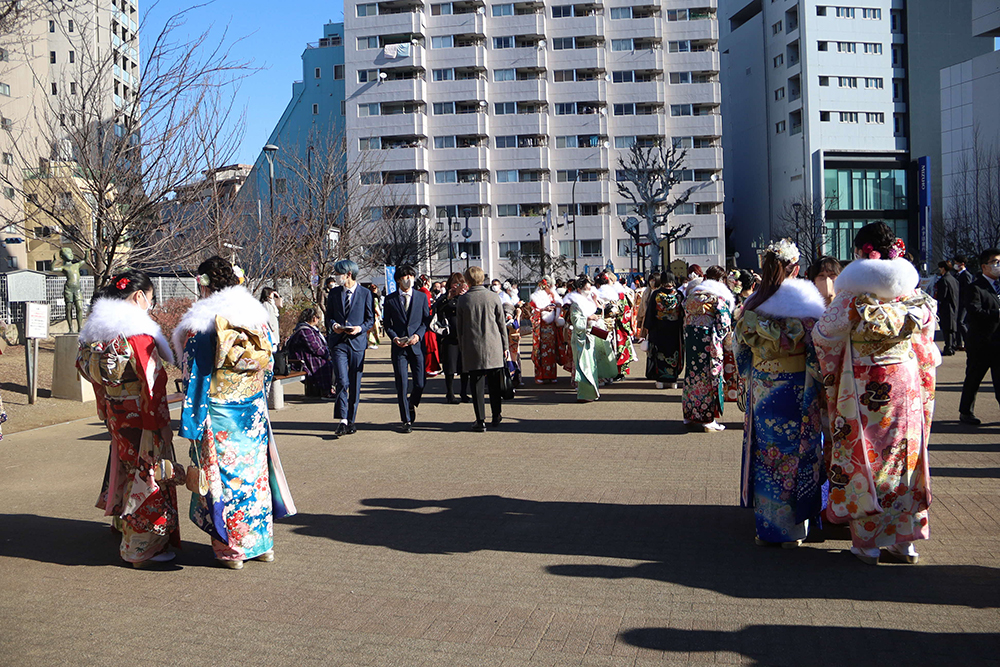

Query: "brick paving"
left=1, top=348, right=999, bottom=665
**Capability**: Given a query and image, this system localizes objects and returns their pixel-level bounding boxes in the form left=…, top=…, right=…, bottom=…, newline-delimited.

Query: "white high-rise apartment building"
left=345, top=0, right=725, bottom=279
left=0, top=0, right=140, bottom=272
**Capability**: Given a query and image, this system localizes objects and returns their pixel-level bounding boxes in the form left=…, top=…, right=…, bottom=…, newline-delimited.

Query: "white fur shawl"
left=753, top=278, right=828, bottom=320
left=835, top=258, right=919, bottom=300
left=682, top=276, right=704, bottom=296
left=689, top=279, right=735, bottom=307
left=80, top=298, right=174, bottom=365
left=564, top=290, right=598, bottom=318
left=171, top=286, right=269, bottom=361
left=597, top=283, right=622, bottom=303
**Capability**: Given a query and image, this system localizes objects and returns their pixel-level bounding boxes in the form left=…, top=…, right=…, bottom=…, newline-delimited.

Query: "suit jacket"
left=962, top=274, right=1000, bottom=349
left=326, top=285, right=375, bottom=352
left=934, top=271, right=960, bottom=331
left=456, top=285, right=508, bottom=371
left=383, top=289, right=429, bottom=346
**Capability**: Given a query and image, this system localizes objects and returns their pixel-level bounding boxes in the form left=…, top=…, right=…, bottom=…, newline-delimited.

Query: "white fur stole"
left=753, top=278, right=828, bottom=321
left=689, top=279, right=735, bottom=307
left=172, top=285, right=269, bottom=361
left=564, top=290, right=598, bottom=319
left=80, top=298, right=174, bottom=365
left=834, top=258, right=919, bottom=300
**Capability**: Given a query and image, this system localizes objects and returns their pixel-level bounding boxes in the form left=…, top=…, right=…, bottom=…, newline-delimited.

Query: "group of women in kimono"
left=735, top=222, right=938, bottom=565
left=77, top=256, right=295, bottom=569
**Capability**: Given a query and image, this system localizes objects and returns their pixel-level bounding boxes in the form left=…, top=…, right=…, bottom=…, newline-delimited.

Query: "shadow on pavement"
left=285, top=496, right=1000, bottom=609
left=619, top=625, right=1000, bottom=666
left=929, top=466, right=1000, bottom=478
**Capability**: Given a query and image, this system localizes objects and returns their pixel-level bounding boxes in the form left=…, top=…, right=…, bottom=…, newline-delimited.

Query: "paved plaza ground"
left=1, top=347, right=999, bottom=665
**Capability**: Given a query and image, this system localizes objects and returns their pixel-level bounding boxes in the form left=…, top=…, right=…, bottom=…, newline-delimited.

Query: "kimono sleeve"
left=179, top=330, right=214, bottom=441
left=129, top=334, right=170, bottom=431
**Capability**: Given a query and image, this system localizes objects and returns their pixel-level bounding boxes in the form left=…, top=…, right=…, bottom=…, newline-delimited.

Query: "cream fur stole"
left=689, top=279, right=735, bottom=307
left=834, top=258, right=919, bottom=300
left=754, top=279, right=828, bottom=321
left=564, top=290, right=598, bottom=318
left=80, top=298, right=174, bottom=365
left=172, top=286, right=269, bottom=362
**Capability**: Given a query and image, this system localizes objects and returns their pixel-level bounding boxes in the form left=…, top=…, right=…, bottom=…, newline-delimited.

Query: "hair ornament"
left=115, top=277, right=130, bottom=290
left=888, top=238, right=906, bottom=259
left=766, top=238, right=800, bottom=264
left=232, top=264, right=246, bottom=284
left=197, top=274, right=211, bottom=287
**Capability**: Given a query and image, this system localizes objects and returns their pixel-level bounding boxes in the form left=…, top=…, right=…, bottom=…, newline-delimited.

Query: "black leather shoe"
left=472, top=421, right=486, bottom=433
left=335, top=423, right=349, bottom=437
left=490, top=415, right=503, bottom=428
left=460, top=396, right=470, bottom=403
left=446, top=396, right=461, bottom=404
left=409, top=406, right=417, bottom=423
left=960, top=413, right=982, bottom=426
left=400, top=422, right=413, bottom=434
left=345, top=423, right=357, bottom=435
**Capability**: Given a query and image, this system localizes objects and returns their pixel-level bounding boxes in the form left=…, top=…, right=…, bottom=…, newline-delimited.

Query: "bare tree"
left=363, top=203, right=448, bottom=273
left=3, top=4, right=255, bottom=286
left=615, top=142, right=704, bottom=270
left=774, top=196, right=830, bottom=267
left=502, top=246, right=573, bottom=284
left=943, top=126, right=1000, bottom=258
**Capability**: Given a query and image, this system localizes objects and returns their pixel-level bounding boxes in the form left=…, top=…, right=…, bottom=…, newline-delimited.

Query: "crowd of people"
left=78, top=218, right=1000, bottom=569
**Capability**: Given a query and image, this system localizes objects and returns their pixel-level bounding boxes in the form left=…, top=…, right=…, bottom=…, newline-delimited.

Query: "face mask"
left=140, top=292, right=153, bottom=313
left=986, top=264, right=1000, bottom=280
left=399, top=277, right=413, bottom=290
left=333, top=275, right=346, bottom=287
left=491, top=285, right=501, bottom=293
left=556, top=287, right=566, bottom=296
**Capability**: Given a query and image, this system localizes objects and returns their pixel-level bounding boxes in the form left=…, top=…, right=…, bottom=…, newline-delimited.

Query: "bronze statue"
left=57, top=247, right=85, bottom=332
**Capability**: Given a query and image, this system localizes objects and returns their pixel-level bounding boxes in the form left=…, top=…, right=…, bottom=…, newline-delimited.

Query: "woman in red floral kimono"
left=418, top=277, right=442, bottom=377
left=813, top=222, right=940, bottom=565
left=528, top=279, right=560, bottom=383
left=78, top=271, right=188, bottom=568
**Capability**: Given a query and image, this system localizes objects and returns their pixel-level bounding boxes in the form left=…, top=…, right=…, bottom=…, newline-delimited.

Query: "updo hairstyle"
left=853, top=222, right=895, bottom=259
left=197, top=256, right=240, bottom=293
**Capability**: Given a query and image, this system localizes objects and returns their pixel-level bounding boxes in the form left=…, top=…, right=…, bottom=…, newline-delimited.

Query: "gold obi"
left=210, top=315, right=272, bottom=400
left=736, top=310, right=810, bottom=374
left=752, top=353, right=806, bottom=373
left=849, top=293, right=926, bottom=365
left=77, top=337, right=142, bottom=399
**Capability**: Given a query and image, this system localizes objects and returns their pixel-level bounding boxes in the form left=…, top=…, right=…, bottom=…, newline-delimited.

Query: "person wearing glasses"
left=958, top=249, right=1000, bottom=426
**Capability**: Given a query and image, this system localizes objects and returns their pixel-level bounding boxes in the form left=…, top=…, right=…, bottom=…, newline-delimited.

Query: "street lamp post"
left=570, top=177, right=578, bottom=275
left=262, top=144, right=279, bottom=279
left=447, top=211, right=454, bottom=276
left=462, top=208, right=472, bottom=271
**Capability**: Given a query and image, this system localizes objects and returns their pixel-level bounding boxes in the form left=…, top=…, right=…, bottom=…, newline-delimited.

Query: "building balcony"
left=440, top=45, right=487, bottom=68
left=360, top=9, right=426, bottom=35
left=431, top=77, right=488, bottom=99
left=356, top=111, right=428, bottom=137
left=432, top=112, right=489, bottom=137
left=427, top=11, right=485, bottom=33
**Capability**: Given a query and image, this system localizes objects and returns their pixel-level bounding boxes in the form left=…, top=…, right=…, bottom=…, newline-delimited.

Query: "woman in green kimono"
left=565, top=276, right=602, bottom=402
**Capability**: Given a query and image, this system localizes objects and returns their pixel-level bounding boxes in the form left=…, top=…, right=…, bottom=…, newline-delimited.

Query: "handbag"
left=499, top=365, right=515, bottom=400
left=590, top=326, right=610, bottom=340
left=429, top=311, right=450, bottom=336
left=272, top=347, right=290, bottom=377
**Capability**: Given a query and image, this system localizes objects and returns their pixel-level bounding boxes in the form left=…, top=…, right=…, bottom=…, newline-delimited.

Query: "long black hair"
left=92, top=269, right=154, bottom=305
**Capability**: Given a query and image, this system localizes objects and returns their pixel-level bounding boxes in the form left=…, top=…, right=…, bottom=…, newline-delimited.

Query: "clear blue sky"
left=143, top=1, right=345, bottom=166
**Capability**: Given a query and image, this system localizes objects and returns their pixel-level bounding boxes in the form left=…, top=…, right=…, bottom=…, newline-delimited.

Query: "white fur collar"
left=835, top=258, right=919, bottom=300
left=753, top=279, right=827, bottom=320
left=530, top=289, right=553, bottom=308
left=80, top=298, right=174, bottom=365
left=689, top=279, right=735, bottom=306
left=564, top=290, right=598, bottom=318
left=597, top=283, right=622, bottom=302
left=171, top=286, right=269, bottom=360
left=682, top=277, right=704, bottom=294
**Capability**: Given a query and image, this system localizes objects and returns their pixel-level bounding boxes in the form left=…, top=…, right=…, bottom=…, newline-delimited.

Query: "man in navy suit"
left=326, top=259, right=375, bottom=436
left=382, top=264, right=429, bottom=433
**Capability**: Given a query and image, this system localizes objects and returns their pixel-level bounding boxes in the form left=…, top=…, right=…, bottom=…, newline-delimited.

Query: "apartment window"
left=312, top=103, right=319, bottom=115
left=862, top=8, right=881, bottom=19
left=432, top=2, right=454, bottom=15
left=495, top=169, right=518, bottom=183
left=357, top=3, right=377, bottom=16
left=616, top=203, right=640, bottom=215
left=816, top=6, right=827, bottom=16
left=433, top=102, right=455, bottom=115
left=772, top=21, right=783, bottom=35
left=614, top=103, right=636, bottom=116
left=839, top=111, right=859, bottom=123
left=70, top=82, right=76, bottom=95
left=670, top=104, right=693, bottom=117
left=891, top=44, right=903, bottom=66
left=610, top=7, right=631, bottom=19
left=1, top=117, right=12, bottom=131
left=358, top=69, right=377, bottom=83
left=492, top=3, right=514, bottom=16
left=492, top=101, right=515, bottom=115
left=865, top=77, right=883, bottom=89
left=611, top=39, right=633, bottom=52
left=314, top=67, right=321, bottom=79
left=580, top=239, right=602, bottom=257
left=555, top=102, right=576, bottom=115
left=676, top=237, right=717, bottom=255
left=359, top=137, right=381, bottom=150
left=555, top=135, right=578, bottom=148
left=493, top=36, right=513, bottom=49
left=497, top=205, right=519, bottom=217
left=866, top=112, right=885, bottom=124
left=69, top=51, right=75, bottom=63
left=552, top=5, right=574, bottom=18
left=894, top=113, right=907, bottom=136
left=669, top=72, right=692, bottom=84
left=774, top=87, right=785, bottom=100
left=51, top=83, right=57, bottom=95
left=838, top=77, right=857, bottom=88
left=68, top=19, right=74, bottom=32
left=835, top=41, right=855, bottom=53
left=835, top=7, right=855, bottom=18
left=820, top=111, right=831, bottom=121
left=0, top=83, right=8, bottom=97
left=431, top=35, right=455, bottom=48
left=493, top=68, right=514, bottom=82
left=773, top=54, right=783, bottom=67
left=429, top=68, right=453, bottom=82
left=2, top=186, right=13, bottom=199
left=50, top=51, right=56, bottom=64
left=864, top=42, right=883, bottom=55
left=553, top=37, right=575, bottom=50
left=341, top=101, right=346, bottom=115
left=495, top=135, right=517, bottom=148
left=892, top=78, right=905, bottom=101
left=334, top=65, right=344, bottom=80
left=357, top=36, right=379, bottom=49
left=819, top=76, right=829, bottom=86
left=775, top=120, right=786, bottom=133
left=49, top=20, right=55, bottom=32
left=614, top=136, right=637, bottom=149
left=360, top=172, right=379, bottom=185
left=668, top=41, right=691, bottom=53
left=435, top=170, right=457, bottom=184
left=1, top=152, right=11, bottom=164
left=435, top=136, right=457, bottom=148
left=0, top=48, right=6, bottom=62
left=358, top=103, right=380, bottom=117
left=817, top=41, right=828, bottom=52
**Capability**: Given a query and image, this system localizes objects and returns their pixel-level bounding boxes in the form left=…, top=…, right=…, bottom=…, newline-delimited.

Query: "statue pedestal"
left=52, top=334, right=95, bottom=402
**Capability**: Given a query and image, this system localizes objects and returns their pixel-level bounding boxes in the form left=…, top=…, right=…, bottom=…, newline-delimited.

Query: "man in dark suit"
left=953, top=255, right=975, bottom=351
left=958, top=248, right=1000, bottom=425
left=382, top=264, right=429, bottom=433
left=934, top=260, right=960, bottom=356
left=326, top=259, right=374, bottom=436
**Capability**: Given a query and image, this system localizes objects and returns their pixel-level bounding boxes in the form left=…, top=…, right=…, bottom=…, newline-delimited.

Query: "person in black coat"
left=958, top=248, right=1000, bottom=425
left=953, top=255, right=975, bottom=350
left=326, top=259, right=375, bottom=436
left=382, top=264, right=430, bottom=433
left=934, top=260, right=960, bottom=356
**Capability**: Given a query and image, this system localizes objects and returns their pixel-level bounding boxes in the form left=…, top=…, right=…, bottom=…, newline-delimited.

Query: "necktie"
left=403, top=292, right=411, bottom=313
left=994, top=280, right=1000, bottom=297
left=345, top=289, right=352, bottom=313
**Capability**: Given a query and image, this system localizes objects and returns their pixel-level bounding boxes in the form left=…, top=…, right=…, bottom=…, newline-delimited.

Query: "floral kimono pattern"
left=813, top=288, right=939, bottom=549
left=683, top=288, right=733, bottom=423
left=735, top=311, right=824, bottom=543
left=612, top=293, right=636, bottom=375
left=179, top=310, right=296, bottom=561
left=529, top=301, right=559, bottom=381
left=644, top=289, right=684, bottom=383
left=78, top=331, right=184, bottom=562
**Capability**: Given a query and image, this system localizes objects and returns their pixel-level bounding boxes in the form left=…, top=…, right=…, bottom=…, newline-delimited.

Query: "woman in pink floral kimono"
left=682, top=265, right=735, bottom=432
left=813, top=222, right=940, bottom=565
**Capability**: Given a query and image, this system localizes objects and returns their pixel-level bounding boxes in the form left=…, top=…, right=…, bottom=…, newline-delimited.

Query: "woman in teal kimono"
left=682, top=266, right=735, bottom=432
left=565, top=276, right=602, bottom=402
left=173, top=256, right=296, bottom=569
left=734, top=240, right=827, bottom=546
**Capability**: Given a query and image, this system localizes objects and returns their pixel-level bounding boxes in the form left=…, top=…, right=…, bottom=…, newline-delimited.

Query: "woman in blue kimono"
left=734, top=239, right=826, bottom=547
left=173, top=256, right=296, bottom=569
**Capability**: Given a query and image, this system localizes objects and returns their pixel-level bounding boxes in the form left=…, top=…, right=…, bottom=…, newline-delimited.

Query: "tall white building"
left=344, top=0, right=726, bottom=279
left=0, top=0, right=140, bottom=272
left=721, top=0, right=995, bottom=266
